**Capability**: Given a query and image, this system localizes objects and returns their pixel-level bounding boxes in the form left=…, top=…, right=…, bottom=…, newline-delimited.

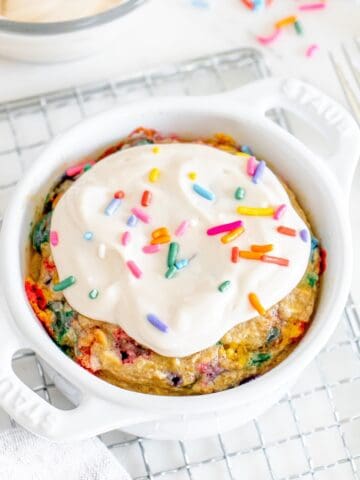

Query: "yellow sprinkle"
left=152, top=146, right=160, bottom=154
left=248, top=292, right=266, bottom=316
left=214, top=132, right=236, bottom=145
left=221, top=226, right=245, bottom=244
left=237, top=206, right=274, bottom=216
left=235, top=152, right=251, bottom=158
left=275, top=15, right=297, bottom=29
left=149, top=168, right=160, bottom=183
left=188, top=172, right=197, bottom=181
left=152, top=227, right=170, bottom=239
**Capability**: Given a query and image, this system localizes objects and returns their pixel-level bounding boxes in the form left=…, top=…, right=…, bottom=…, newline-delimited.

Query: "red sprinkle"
left=25, top=280, right=47, bottom=310
left=141, top=190, right=152, bottom=207
left=319, top=248, right=327, bottom=274
left=231, top=246, right=239, bottom=263
left=114, top=190, right=125, bottom=199
left=277, top=226, right=297, bottom=237
left=261, top=255, right=289, bottom=267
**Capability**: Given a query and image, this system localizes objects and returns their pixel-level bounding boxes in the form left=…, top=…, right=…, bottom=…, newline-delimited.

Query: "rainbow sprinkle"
left=252, top=160, right=266, bottom=184
left=167, top=242, right=179, bottom=268
left=221, top=226, right=245, bottom=244
left=188, top=172, right=197, bottom=181
left=246, top=156, right=257, bottom=176
left=273, top=204, right=287, bottom=220
left=50, top=231, right=59, bottom=246
left=249, top=292, right=266, bottom=316
left=175, top=259, right=189, bottom=270
left=141, top=190, right=152, bottom=207
left=300, top=229, right=309, bottom=242
left=234, top=187, right=246, bottom=200
left=218, top=280, right=231, bottom=293
left=98, top=243, right=106, bottom=259
left=142, top=244, right=161, bottom=254
left=89, top=289, right=99, bottom=299
left=251, top=244, right=273, bottom=253
left=261, top=255, right=289, bottom=267
left=193, top=183, right=216, bottom=201
left=121, top=231, right=131, bottom=246
left=53, top=276, right=76, bottom=292
left=126, top=260, right=142, bottom=279
left=237, top=206, right=274, bottom=216
left=146, top=313, right=169, bottom=333
left=165, top=265, right=177, bottom=279
left=83, top=231, right=94, bottom=241
left=175, top=220, right=189, bottom=237
left=149, top=168, right=160, bottom=183
left=207, top=220, right=243, bottom=236
left=127, top=214, right=138, bottom=227
left=131, top=207, right=150, bottom=224
left=104, top=198, right=122, bottom=216
left=277, top=226, right=296, bottom=237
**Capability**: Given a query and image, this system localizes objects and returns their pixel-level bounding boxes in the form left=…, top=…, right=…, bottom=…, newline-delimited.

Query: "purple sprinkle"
left=252, top=160, right=266, bottom=184
left=300, top=229, right=309, bottom=242
left=127, top=214, right=138, bottom=227
left=146, top=313, right=169, bottom=333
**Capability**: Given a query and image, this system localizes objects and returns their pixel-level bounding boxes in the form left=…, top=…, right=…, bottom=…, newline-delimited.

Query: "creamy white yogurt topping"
left=1, top=0, right=124, bottom=22
left=50, top=143, right=311, bottom=357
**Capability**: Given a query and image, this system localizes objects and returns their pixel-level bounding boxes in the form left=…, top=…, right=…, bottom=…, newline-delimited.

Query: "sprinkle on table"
left=299, top=229, right=309, bottom=242
left=127, top=214, right=138, bottom=227
left=193, top=183, right=216, bottom=201
left=261, top=255, right=289, bottom=267
left=83, top=231, right=93, bottom=241
left=167, top=242, right=180, bottom=268
left=175, top=220, right=190, bottom=237
left=248, top=292, right=266, bottom=316
left=141, top=190, right=152, bottom=207
left=104, top=198, right=122, bottom=216
left=251, top=244, right=273, bottom=253
left=88, top=289, right=99, bottom=300
left=50, top=231, right=59, bottom=246
left=149, top=168, right=160, bottom=183
left=207, top=220, right=243, bottom=236
left=277, top=225, right=297, bottom=237
left=252, top=160, right=266, bottom=184
left=53, top=275, right=76, bottom=292
left=218, top=280, right=231, bottom=293
left=273, top=204, right=287, bottom=220
left=231, top=246, right=239, bottom=263
left=234, top=187, right=246, bottom=200
left=126, top=260, right=143, bottom=279
left=131, top=207, right=150, bottom=224
left=237, top=206, right=274, bottom=216
left=221, top=226, right=245, bottom=244
left=146, top=313, right=169, bottom=333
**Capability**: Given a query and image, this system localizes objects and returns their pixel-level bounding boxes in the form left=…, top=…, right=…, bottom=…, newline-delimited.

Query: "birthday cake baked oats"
left=25, top=128, right=324, bottom=395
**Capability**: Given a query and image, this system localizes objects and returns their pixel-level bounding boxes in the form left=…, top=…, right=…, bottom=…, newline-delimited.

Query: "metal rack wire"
left=1, top=48, right=360, bottom=480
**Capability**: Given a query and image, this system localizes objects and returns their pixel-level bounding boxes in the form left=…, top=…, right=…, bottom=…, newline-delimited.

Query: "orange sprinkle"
left=231, top=247, right=239, bottom=263
left=277, top=226, right=297, bottom=237
left=221, top=227, right=245, bottom=244
left=251, top=244, right=274, bottom=253
left=152, top=227, right=170, bottom=239
left=150, top=235, right=171, bottom=245
left=249, top=293, right=266, bottom=316
left=239, top=250, right=263, bottom=260
left=261, top=255, right=289, bottom=267
left=275, top=15, right=297, bottom=29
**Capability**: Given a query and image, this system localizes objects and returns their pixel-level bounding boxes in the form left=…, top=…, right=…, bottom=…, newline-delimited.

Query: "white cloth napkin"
left=0, top=427, right=130, bottom=480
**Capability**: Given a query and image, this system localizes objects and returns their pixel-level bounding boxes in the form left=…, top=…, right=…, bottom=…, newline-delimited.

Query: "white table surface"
left=0, top=0, right=359, bottom=302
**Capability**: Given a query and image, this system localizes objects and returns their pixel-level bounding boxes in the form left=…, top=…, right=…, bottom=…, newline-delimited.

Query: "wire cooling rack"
left=1, top=48, right=360, bottom=480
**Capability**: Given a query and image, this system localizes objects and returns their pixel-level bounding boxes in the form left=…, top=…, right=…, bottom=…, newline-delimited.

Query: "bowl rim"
left=0, top=0, right=147, bottom=35
left=0, top=95, right=353, bottom=416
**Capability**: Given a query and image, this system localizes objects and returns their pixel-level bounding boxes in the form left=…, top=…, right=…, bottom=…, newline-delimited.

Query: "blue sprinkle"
left=241, top=145, right=253, bottom=155
left=127, top=214, right=138, bottom=227
left=175, top=259, right=189, bottom=270
left=146, top=313, right=169, bottom=333
left=311, top=236, right=319, bottom=251
left=252, top=160, right=266, bottom=184
left=104, top=198, right=121, bottom=216
left=300, top=229, right=309, bottom=242
left=193, top=183, right=216, bottom=201
left=83, top=231, right=93, bottom=241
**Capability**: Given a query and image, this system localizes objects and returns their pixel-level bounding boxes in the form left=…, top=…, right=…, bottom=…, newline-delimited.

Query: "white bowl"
left=0, top=77, right=359, bottom=441
left=0, top=0, right=146, bottom=63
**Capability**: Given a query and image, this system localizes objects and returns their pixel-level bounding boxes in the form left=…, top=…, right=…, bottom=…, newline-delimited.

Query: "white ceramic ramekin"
left=0, top=78, right=359, bottom=441
left=0, top=0, right=146, bottom=63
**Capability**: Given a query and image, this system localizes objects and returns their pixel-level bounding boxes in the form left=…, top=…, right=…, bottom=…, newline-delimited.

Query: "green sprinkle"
left=215, top=341, right=222, bottom=346
left=294, top=20, right=303, bottom=35
left=218, top=280, right=231, bottom=293
left=234, top=187, right=245, bottom=200
left=167, top=242, right=179, bottom=268
left=266, top=326, right=280, bottom=344
left=53, top=276, right=76, bottom=292
left=249, top=352, right=271, bottom=366
left=307, top=272, right=319, bottom=287
left=165, top=266, right=177, bottom=279
left=89, top=289, right=99, bottom=299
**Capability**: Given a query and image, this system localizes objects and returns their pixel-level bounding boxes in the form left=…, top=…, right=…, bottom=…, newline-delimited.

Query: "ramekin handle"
left=224, top=77, right=360, bottom=196
left=0, top=298, right=156, bottom=441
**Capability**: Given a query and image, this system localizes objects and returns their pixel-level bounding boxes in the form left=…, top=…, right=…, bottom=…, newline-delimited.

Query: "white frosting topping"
left=50, top=144, right=310, bottom=357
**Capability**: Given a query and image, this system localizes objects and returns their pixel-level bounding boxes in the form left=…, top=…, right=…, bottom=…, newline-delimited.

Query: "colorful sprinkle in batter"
left=26, top=129, right=320, bottom=395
